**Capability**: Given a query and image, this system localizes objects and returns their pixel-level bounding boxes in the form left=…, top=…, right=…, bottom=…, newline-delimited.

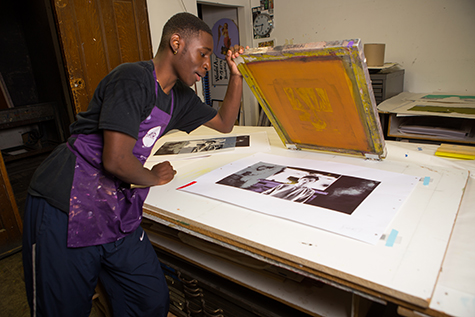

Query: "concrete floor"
left=1, top=154, right=110, bottom=316
left=0, top=251, right=29, bottom=317
left=0, top=251, right=106, bottom=316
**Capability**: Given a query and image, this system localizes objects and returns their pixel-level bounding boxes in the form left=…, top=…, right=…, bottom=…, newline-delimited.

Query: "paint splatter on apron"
left=67, top=70, right=173, bottom=247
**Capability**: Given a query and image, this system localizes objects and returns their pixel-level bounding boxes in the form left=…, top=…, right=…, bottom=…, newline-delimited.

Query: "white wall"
left=147, top=0, right=198, bottom=53
left=269, top=0, right=475, bottom=94
left=146, top=0, right=475, bottom=125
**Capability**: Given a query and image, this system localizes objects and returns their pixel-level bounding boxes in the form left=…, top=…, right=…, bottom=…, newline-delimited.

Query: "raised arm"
left=205, top=45, right=247, bottom=133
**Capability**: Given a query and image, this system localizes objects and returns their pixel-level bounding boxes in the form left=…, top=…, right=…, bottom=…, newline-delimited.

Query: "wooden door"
left=0, top=153, right=22, bottom=259
left=53, top=0, right=153, bottom=115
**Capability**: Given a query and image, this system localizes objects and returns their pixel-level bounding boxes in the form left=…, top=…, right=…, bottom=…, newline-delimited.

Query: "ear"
left=169, top=34, right=181, bottom=54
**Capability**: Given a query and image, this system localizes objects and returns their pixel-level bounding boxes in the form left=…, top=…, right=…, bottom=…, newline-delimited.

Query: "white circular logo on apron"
left=142, top=126, right=162, bottom=148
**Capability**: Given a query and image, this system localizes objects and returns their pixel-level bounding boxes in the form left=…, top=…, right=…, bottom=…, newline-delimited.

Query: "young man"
left=22, top=12, right=245, bottom=316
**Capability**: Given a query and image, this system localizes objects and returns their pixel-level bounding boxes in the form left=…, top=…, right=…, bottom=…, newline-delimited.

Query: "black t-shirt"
left=29, top=60, right=217, bottom=212
left=70, top=60, right=216, bottom=137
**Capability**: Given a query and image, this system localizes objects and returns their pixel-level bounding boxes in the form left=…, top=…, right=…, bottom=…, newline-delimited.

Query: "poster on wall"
left=178, top=153, right=419, bottom=244
left=211, top=18, right=239, bottom=85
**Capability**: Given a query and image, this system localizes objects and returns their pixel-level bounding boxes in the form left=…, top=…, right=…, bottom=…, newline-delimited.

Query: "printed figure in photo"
left=191, top=139, right=224, bottom=153
left=262, top=174, right=319, bottom=203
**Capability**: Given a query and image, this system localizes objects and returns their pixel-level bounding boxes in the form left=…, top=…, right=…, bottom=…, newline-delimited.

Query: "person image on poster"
left=218, top=22, right=232, bottom=55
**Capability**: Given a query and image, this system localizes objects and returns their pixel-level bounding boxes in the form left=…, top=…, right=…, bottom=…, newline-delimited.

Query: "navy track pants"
left=22, top=195, right=169, bottom=316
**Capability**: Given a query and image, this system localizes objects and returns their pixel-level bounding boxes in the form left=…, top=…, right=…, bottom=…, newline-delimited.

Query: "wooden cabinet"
left=0, top=153, right=22, bottom=259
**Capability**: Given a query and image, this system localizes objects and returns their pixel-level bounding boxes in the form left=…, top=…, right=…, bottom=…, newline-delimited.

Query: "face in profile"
left=175, top=31, right=213, bottom=86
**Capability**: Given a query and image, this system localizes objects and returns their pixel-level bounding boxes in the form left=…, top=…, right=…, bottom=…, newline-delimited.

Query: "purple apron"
left=67, top=70, right=174, bottom=248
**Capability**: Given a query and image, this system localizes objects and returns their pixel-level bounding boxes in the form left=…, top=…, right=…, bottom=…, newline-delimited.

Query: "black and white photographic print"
left=145, top=131, right=271, bottom=167
left=154, top=135, right=250, bottom=155
left=179, top=153, right=418, bottom=244
left=217, top=162, right=380, bottom=215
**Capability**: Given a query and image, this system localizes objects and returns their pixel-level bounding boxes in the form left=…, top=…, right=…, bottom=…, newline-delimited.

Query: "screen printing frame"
left=235, top=39, right=387, bottom=159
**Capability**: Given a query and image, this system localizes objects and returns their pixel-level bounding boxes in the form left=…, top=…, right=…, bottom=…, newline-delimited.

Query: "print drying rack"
left=235, top=39, right=387, bottom=160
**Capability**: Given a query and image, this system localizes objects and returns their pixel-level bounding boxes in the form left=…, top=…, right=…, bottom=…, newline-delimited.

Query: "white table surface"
left=143, top=126, right=475, bottom=316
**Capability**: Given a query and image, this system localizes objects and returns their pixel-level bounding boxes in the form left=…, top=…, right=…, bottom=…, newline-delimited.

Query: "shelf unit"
left=0, top=102, right=61, bottom=162
left=378, top=93, right=475, bottom=145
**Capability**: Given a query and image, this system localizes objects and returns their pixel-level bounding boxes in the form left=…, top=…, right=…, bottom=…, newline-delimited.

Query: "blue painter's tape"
left=423, top=176, right=430, bottom=186
left=385, top=229, right=398, bottom=247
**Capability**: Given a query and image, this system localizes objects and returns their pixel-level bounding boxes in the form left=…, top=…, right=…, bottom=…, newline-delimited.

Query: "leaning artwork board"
left=378, top=92, right=475, bottom=119
left=235, top=39, right=386, bottom=159
left=143, top=126, right=469, bottom=308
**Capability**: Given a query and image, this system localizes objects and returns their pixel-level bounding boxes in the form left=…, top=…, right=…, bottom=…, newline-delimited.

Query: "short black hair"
left=158, top=12, right=212, bottom=51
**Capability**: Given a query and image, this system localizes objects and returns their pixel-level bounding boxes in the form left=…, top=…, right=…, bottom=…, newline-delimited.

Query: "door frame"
left=198, top=0, right=258, bottom=126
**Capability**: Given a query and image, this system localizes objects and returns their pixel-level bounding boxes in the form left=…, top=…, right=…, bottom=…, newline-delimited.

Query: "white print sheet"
left=179, top=153, right=419, bottom=244
left=146, top=131, right=270, bottom=161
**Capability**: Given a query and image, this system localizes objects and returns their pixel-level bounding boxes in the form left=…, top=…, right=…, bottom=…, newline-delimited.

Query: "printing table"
left=143, top=126, right=475, bottom=317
